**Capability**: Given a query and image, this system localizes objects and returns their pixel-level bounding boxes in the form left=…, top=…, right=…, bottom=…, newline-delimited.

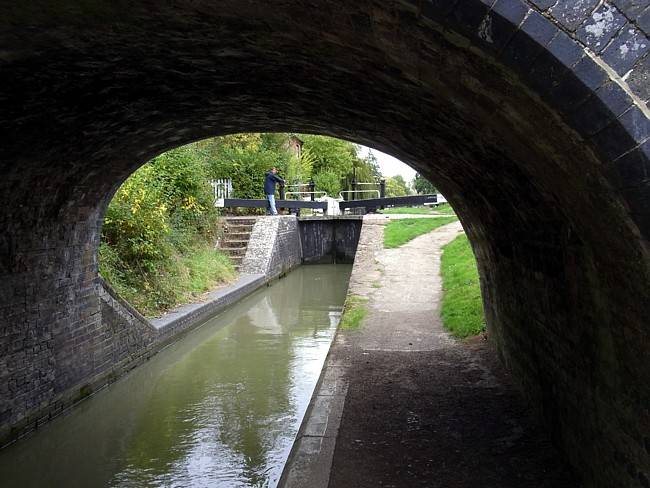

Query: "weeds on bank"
left=98, top=146, right=238, bottom=318
left=440, top=234, right=485, bottom=338
left=383, top=217, right=457, bottom=248
left=339, top=295, right=368, bottom=330
left=100, top=242, right=235, bottom=318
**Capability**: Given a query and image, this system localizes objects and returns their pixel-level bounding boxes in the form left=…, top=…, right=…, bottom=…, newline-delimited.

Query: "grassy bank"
left=440, top=234, right=485, bottom=338
left=381, top=203, right=456, bottom=216
left=384, top=217, right=457, bottom=248
left=381, top=206, right=436, bottom=214
left=100, top=241, right=236, bottom=317
left=99, top=144, right=239, bottom=318
left=339, top=295, right=368, bottom=330
left=432, top=203, right=456, bottom=215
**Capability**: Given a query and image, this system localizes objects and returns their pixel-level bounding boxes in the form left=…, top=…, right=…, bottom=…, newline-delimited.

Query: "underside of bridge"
left=1, top=1, right=649, bottom=486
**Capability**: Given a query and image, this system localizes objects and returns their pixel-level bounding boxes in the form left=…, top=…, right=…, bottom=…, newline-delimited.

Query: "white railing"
left=211, top=178, right=232, bottom=207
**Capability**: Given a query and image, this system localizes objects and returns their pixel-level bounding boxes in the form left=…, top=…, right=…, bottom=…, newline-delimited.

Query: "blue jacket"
left=264, top=172, right=285, bottom=195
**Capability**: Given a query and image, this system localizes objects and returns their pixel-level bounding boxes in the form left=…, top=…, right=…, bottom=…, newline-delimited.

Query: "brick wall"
left=1, top=2, right=649, bottom=485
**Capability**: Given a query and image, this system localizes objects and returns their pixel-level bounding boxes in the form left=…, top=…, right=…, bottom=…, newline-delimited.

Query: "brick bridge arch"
left=1, top=1, right=649, bottom=486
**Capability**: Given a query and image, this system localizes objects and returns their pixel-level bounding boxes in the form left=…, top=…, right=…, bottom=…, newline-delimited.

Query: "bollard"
left=309, top=179, right=315, bottom=201
left=279, top=185, right=285, bottom=214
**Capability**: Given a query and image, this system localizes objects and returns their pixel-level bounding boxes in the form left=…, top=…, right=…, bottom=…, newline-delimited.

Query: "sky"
left=358, top=146, right=417, bottom=182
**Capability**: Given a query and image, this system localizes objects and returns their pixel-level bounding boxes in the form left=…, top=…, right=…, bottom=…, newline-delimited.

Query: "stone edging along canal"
left=278, top=216, right=384, bottom=488
left=92, top=217, right=305, bottom=413
left=280, top=217, right=579, bottom=488
left=2, top=215, right=363, bottom=450
left=2, top=216, right=303, bottom=447
left=278, top=217, right=463, bottom=487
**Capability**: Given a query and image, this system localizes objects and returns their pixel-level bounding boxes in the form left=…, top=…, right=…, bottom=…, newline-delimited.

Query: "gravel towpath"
left=326, top=219, right=578, bottom=488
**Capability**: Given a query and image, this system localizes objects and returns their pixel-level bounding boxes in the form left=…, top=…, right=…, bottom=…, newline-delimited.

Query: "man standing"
left=264, top=167, right=285, bottom=215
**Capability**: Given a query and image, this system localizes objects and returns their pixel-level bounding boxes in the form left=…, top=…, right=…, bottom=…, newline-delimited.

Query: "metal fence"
left=211, top=179, right=232, bottom=206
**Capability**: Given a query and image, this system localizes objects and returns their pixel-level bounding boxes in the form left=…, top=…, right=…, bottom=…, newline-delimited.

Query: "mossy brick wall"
left=0, top=1, right=649, bottom=485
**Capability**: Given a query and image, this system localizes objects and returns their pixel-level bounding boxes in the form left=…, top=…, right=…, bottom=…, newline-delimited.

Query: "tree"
left=300, top=134, right=363, bottom=196
left=364, top=150, right=382, bottom=180
left=385, top=175, right=410, bottom=197
left=341, top=157, right=381, bottom=199
left=300, top=135, right=358, bottom=175
left=206, top=134, right=292, bottom=199
left=413, top=173, right=436, bottom=194
left=313, top=170, right=342, bottom=197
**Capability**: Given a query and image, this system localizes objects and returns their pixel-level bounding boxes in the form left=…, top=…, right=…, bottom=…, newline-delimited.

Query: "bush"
left=313, top=170, right=342, bottom=197
left=100, top=145, right=233, bottom=317
left=207, top=134, right=292, bottom=200
left=102, top=165, right=172, bottom=271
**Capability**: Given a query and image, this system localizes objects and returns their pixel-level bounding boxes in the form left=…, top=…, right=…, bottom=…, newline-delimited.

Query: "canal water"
left=0, top=264, right=351, bottom=488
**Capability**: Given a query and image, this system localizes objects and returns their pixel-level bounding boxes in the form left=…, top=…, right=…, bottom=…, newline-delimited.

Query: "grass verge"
left=100, top=242, right=236, bottom=318
left=440, top=234, right=485, bottom=338
left=432, top=203, right=456, bottom=215
left=384, top=217, right=457, bottom=248
left=339, top=295, right=368, bottom=330
left=380, top=204, right=456, bottom=216
left=381, top=206, right=436, bottom=214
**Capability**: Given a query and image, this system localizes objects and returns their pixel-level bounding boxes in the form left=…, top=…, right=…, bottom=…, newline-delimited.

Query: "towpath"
left=281, top=218, right=578, bottom=488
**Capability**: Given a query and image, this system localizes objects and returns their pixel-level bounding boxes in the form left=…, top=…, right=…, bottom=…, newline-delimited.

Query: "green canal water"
left=0, top=264, right=351, bottom=488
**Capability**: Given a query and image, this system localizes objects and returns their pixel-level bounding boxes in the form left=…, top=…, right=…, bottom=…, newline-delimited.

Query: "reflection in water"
left=0, top=264, right=351, bottom=488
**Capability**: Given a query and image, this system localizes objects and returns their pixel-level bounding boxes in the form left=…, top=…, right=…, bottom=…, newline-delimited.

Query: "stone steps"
left=222, top=246, right=247, bottom=256
left=227, top=224, right=254, bottom=234
left=221, top=239, right=249, bottom=249
left=228, top=255, right=244, bottom=264
left=218, top=217, right=258, bottom=270
left=225, top=217, right=258, bottom=226
left=225, top=232, right=251, bottom=240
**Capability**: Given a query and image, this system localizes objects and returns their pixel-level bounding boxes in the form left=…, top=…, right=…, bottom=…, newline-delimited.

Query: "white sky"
left=358, top=146, right=417, bottom=182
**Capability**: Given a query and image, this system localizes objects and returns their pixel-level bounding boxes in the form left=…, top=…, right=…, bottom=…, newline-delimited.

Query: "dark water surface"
left=0, top=264, right=351, bottom=488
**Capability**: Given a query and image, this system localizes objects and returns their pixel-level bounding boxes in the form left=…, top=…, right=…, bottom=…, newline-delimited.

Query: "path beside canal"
left=282, top=218, right=578, bottom=487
